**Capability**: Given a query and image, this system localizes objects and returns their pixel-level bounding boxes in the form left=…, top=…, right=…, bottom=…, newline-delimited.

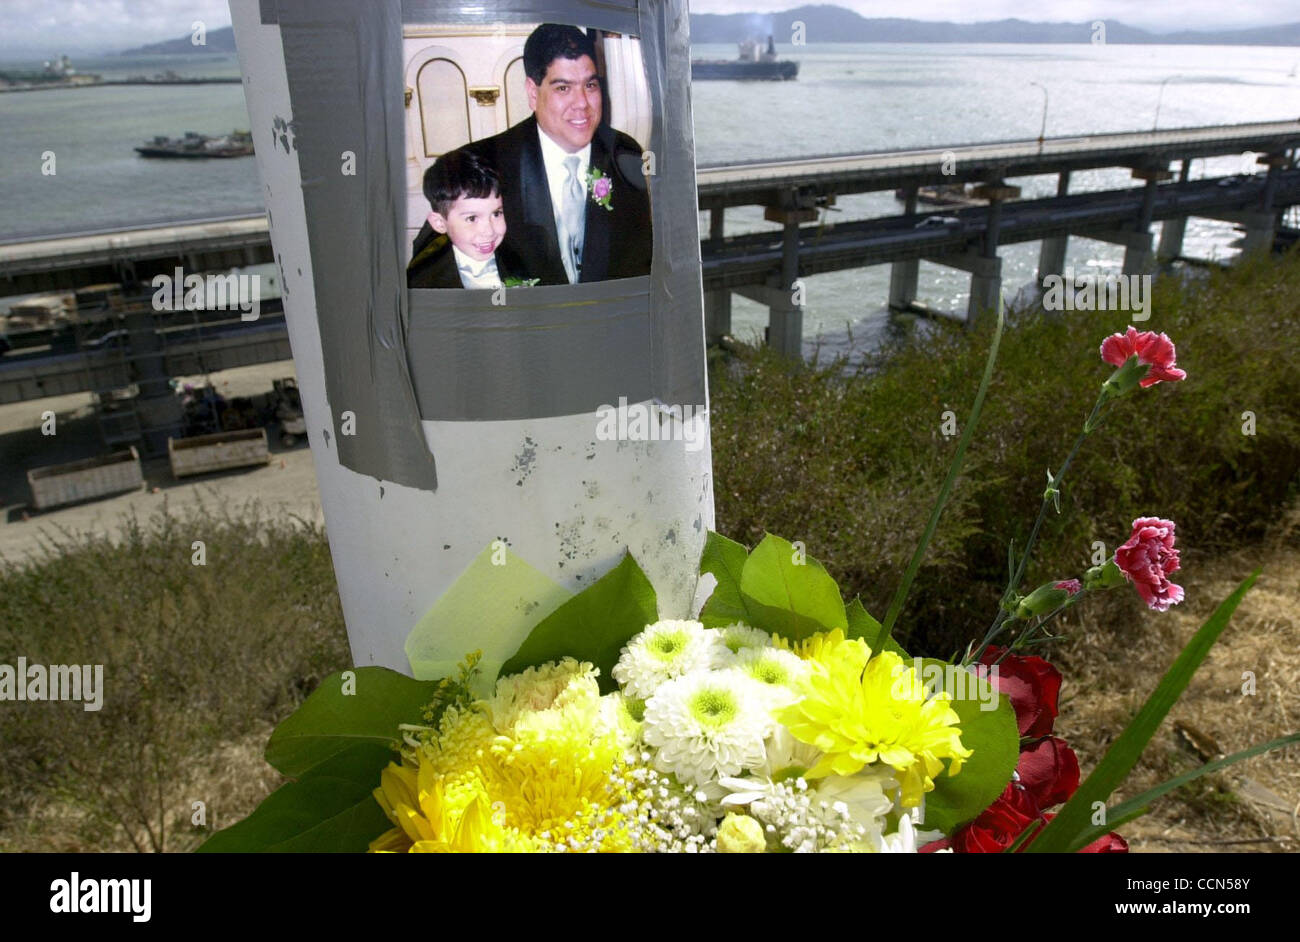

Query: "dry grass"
left=0, top=500, right=349, bottom=853
left=5, top=723, right=284, bottom=853
left=1053, top=513, right=1300, bottom=853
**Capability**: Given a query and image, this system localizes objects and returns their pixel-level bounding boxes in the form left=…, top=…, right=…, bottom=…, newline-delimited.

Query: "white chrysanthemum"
left=815, top=770, right=897, bottom=850
left=596, top=691, right=644, bottom=748
left=879, top=810, right=947, bottom=853
left=642, top=671, right=771, bottom=787
left=612, top=619, right=724, bottom=700
left=756, top=723, right=823, bottom=782
left=719, top=622, right=772, bottom=656
left=731, top=647, right=809, bottom=709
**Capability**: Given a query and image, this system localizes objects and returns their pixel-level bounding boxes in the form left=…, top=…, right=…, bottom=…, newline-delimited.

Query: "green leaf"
left=265, top=667, right=441, bottom=778
left=499, top=551, right=658, bottom=693
left=698, top=531, right=753, bottom=628
left=737, top=534, right=846, bottom=641
left=845, top=597, right=880, bottom=641
left=846, top=597, right=906, bottom=657
left=917, top=658, right=1020, bottom=833
left=1027, top=570, right=1260, bottom=853
left=197, top=743, right=395, bottom=853
left=1054, top=732, right=1300, bottom=853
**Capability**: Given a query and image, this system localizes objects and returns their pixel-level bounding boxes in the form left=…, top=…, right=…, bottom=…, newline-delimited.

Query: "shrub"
left=709, top=250, right=1300, bottom=654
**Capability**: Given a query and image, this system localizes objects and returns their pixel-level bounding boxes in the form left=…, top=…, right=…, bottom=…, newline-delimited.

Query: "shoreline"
left=0, top=77, right=241, bottom=93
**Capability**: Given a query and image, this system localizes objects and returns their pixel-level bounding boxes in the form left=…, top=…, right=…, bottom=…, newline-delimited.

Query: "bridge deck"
left=3, top=120, right=1298, bottom=281
left=696, top=120, right=1300, bottom=205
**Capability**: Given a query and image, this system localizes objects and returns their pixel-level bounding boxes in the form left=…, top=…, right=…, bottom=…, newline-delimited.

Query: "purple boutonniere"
left=585, top=166, right=614, bottom=211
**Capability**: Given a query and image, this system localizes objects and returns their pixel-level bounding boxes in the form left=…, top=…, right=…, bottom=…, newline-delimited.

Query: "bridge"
left=2, top=120, right=1298, bottom=430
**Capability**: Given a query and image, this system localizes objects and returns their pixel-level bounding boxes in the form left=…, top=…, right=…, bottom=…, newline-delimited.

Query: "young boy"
left=407, top=148, right=522, bottom=289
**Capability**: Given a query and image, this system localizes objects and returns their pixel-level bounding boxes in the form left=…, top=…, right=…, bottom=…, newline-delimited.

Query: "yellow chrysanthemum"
left=771, top=628, right=844, bottom=664
left=368, top=752, right=533, bottom=853
left=482, top=659, right=602, bottom=737
left=773, top=630, right=972, bottom=807
left=372, top=658, right=636, bottom=852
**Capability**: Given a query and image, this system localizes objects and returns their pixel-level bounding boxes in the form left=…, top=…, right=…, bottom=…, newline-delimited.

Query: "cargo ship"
left=135, top=130, right=254, bottom=158
left=692, top=36, right=798, bottom=81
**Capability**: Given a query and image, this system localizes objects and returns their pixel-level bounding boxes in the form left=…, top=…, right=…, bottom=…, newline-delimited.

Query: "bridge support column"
left=1123, top=166, right=1171, bottom=274
left=967, top=182, right=1019, bottom=326
left=763, top=193, right=816, bottom=358
left=1157, top=159, right=1193, bottom=263
left=1241, top=155, right=1286, bottom=253
left=1088, top=227, right=1156, bottom=276
left=1122, top=236, right=1152, bottom=275
left=889, top=186, right=920, bottom=311
left=1239, top=212, right=1280, bottom=254
left=968, top=256, right=1002, bottom=325
left=924, top=249, right=1002, bottom=327
left=889, top=259, right=920, bottom=312
left=703, top=208, right=731, bottom=342
left=1036, top=171, right=1071, bottom=293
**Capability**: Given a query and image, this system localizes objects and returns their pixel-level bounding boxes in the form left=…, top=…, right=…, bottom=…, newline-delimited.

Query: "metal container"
left=168, top=428, right=269, bottom=478
left=27, top=447, right=143, bottom=510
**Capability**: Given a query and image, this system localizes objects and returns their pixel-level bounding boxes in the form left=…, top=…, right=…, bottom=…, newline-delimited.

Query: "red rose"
left=934, top=779, right=1131, bottom=854
left=1034, top=813, right=1131, bottom=853
left=1099, top=327, right=1187, bottom=387
left=1079, top=831, right=1130, bottom=853
left=1114, top=517, right=1184, bottom=612
left=1017, top=736, right=1081, bottom=809
left=949, top=782, right=1040, bottom=853
left=977, top=647, right=1062, bottom=738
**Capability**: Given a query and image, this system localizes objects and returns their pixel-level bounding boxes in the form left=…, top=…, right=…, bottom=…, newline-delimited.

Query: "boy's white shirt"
left=451, top=244, right=503, bottom=289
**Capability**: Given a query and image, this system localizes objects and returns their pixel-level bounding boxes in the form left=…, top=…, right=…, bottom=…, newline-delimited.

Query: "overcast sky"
left=0, top=0, right=1296, bottom=57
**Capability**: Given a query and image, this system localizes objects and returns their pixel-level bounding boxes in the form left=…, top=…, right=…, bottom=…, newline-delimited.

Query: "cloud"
left=0, top=0, right=231, bottom=56
left=2, top=0, right=1295, bottom=56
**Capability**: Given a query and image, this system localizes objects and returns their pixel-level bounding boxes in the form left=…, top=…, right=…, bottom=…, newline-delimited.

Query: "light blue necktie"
left=560, top=155, right=586, bottom=283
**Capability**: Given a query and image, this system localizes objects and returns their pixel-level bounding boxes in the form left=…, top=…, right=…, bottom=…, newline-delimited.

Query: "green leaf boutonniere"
left=585, top=166, right=614, bottom=211
left=502, top=276, right=541, bottom=287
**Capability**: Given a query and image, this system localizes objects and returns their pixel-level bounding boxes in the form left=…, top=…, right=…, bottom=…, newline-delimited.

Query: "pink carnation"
left=1114, top=517, right=1184, bottom=612
left=1054, top=579, right=1082, bottom=596
left=592, top=177, right=612, bottom=200
left=1099, top=327, right=1187, bottom=387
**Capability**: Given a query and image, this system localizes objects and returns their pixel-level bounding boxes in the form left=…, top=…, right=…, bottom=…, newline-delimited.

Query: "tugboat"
left=692, top=36, right=798, bottom=81
left=135, top=130, right=254, bottom=158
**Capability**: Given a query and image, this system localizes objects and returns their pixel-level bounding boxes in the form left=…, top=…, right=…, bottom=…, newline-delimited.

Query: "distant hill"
left=115, top=8, right=1300, bottom=55
left=119, top=25, right=236, bottom=56
left=689, top=4, right=1300, bottom=45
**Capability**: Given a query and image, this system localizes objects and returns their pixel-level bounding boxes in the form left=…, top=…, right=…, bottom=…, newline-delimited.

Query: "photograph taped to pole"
left=228, top=0, right=712, bottom=680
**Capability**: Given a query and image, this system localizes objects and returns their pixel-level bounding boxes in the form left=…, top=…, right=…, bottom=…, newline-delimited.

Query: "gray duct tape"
left=261, top=0, right=705, bottom=486
left=408, top=278, right=653, bottom=419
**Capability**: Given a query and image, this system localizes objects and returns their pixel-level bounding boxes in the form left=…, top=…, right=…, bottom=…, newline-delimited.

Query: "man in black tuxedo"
left=457, top=24, right=652, bottom=285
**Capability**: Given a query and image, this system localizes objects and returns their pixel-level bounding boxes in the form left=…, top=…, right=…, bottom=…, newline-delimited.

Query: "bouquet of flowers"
left=200, top=315, right=1297, bottom=853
